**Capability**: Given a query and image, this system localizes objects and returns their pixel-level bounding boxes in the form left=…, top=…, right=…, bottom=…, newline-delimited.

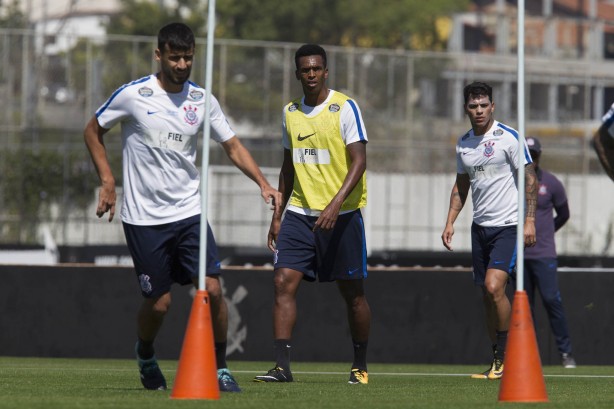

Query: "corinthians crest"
left=483, top=141, right=495, bottom=157
left=183, top=105, right=199, bottom=126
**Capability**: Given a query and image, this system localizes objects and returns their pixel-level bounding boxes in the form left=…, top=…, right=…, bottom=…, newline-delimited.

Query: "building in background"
left=447, top=0, right=614, bottom=122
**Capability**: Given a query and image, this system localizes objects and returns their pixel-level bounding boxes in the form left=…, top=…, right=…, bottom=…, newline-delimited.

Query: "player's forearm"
left=445, top=181, right=467, bottom=227
left=445, top=205, right=462, bottom=228
left=225, top=139, right=272, bottom=191
left=84, top=120, right=115, bottom=187
left=524, top=164, right=537, bottom=219
left=87, top=144, right=114, bottom=185
left=273, top=167, right=293, bottom=220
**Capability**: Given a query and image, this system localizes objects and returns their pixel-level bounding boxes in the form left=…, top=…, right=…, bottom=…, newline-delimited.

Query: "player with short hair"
left=253, top=43, right=371, bottom=385
left=441, top=81, right=538, bottom=380
left=524, top=136, right=576, bottom=368
left=84, top=22, right=280, bottom=392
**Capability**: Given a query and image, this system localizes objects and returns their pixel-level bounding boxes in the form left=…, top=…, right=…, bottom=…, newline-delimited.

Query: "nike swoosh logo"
left=147, top=110, right=158, bottom=115
left=297, top=132, right=316, bottom=141
left=493, top=261, right=504, bottom=265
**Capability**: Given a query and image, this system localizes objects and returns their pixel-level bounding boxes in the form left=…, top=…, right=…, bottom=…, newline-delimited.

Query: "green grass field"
left=0, top=357, right=613, bottom=409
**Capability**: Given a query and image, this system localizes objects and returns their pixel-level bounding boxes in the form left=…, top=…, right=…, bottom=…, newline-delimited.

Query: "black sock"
left=274, top=339, right=291, bottom=371
left=352, top=340, right=368, bottom=371
left=495, top=331, right=508, bottom=360
left=136, top=338, right=154, bottom=360
left=215, top=342, right=227, bottom=370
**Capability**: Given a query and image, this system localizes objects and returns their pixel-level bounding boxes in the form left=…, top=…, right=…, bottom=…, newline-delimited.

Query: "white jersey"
left=456, top=120, right=532, bottom=227
left=96, top=74, right=235, bottom=225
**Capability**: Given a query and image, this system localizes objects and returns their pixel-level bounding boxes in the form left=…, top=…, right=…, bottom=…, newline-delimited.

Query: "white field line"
left=2, top=366, right=614, bottom=379
left=234, top=370, right=614, bottom=379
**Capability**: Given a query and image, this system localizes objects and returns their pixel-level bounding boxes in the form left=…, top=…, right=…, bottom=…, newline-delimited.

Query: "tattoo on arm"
left=451, top=191, right=466, bottom=211
left=525, top=164, right=537, bottom=218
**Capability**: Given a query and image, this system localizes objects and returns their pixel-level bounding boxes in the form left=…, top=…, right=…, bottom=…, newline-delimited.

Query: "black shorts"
left=471, top=222, right=517, bottom=286
left=123, top=214, right=220, bottom=298
left=274, top=209, right=367, bottom=282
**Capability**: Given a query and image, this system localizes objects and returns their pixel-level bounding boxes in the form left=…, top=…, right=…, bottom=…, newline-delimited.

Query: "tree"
left=2, top=149, right=64, bottom=242
left=103, top=0, right=469, bottom=50
left=216, top=0, right=469, bottom=50
left=105, top=0, right=207, bottom=38
left=0, top=0, right=27, bottom=29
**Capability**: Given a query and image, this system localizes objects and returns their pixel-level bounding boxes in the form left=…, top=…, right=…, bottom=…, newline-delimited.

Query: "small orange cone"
left=498, top=290, right=548, bottom=402
left=170, top=290, right=220, bottom=400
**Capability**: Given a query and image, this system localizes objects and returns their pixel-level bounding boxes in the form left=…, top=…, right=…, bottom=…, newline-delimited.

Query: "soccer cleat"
left=218, top=368, right=241, bottom=392
left=471, top=358, right=504, bottom=380
left=253, top=366, right=293, bottom=382
left=136, top=355, right=167, bottom=390
left=348, top=368, right=368, bottom=384
left=561, top=353, right=577, bottom=369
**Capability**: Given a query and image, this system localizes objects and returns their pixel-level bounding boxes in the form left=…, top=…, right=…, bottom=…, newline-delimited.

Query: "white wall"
left=206, top=168, right=614, bottom=256
left=62, top=167, right=614, bottom=257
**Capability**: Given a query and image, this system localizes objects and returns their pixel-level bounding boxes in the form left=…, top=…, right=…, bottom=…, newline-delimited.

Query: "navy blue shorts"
left=273, top=210, right=367, bottom=282
left=123, top=214, right=220, bottom=298
left=471, top=222, right=517, bottom=286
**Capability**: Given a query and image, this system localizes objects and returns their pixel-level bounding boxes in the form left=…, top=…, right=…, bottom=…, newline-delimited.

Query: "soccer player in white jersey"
left=441, top=81, right=537, bottom=380
left=253, top=44, right=371, bottom=385
left=84, top=22, right=281, bottom=392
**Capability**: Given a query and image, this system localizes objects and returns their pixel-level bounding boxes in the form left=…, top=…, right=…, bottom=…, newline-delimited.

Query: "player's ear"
left=154, top=48, right=161, bottom=62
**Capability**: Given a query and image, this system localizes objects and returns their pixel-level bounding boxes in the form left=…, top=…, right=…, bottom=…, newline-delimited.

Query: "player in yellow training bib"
left=254, top=44, right=370, bottom=386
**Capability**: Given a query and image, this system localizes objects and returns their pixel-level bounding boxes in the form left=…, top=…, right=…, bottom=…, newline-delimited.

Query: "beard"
left=161, top=64, right=191, bottom=86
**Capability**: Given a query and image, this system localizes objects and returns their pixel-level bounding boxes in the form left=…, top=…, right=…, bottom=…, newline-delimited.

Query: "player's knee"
left=205, top=277, right=222, bottom=300
left=482, top=282, right=503, bottom=301
left=148, top=294, right=172, bottom=315
left=273, top=274, right=288, bottom=295
left=273, top=270, right=299, bottom=297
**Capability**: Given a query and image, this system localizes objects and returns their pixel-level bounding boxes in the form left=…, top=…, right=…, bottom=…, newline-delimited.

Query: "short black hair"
left=157, top=22, right=195, bottom=52
left=294, top=44, right=327, bottom=70
left=463, top=81, right=492, bottom=104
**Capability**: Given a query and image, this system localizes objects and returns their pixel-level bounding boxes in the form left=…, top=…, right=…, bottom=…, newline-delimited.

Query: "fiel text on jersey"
left=168, top=132, right=183, bottom=141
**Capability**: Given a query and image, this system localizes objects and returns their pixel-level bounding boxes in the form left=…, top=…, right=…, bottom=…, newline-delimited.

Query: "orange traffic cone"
left=498, top=290, right=548, bottom=402
left=170, top=290, right=220, bottom=400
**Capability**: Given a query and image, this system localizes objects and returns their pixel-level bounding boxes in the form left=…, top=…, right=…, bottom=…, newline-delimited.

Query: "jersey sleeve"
left=209, top=94, right=235, bottom=143
left=455, top=141, right=467, bottom=174
left=95, top=85, right=133, bottom=130
left=340, top=99, right=368, bottom=145
left=508, top=134, right=533, bottom=170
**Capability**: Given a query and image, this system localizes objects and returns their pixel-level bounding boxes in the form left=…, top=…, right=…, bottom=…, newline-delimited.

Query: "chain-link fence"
left=1, top=28, right=614, bottom=255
